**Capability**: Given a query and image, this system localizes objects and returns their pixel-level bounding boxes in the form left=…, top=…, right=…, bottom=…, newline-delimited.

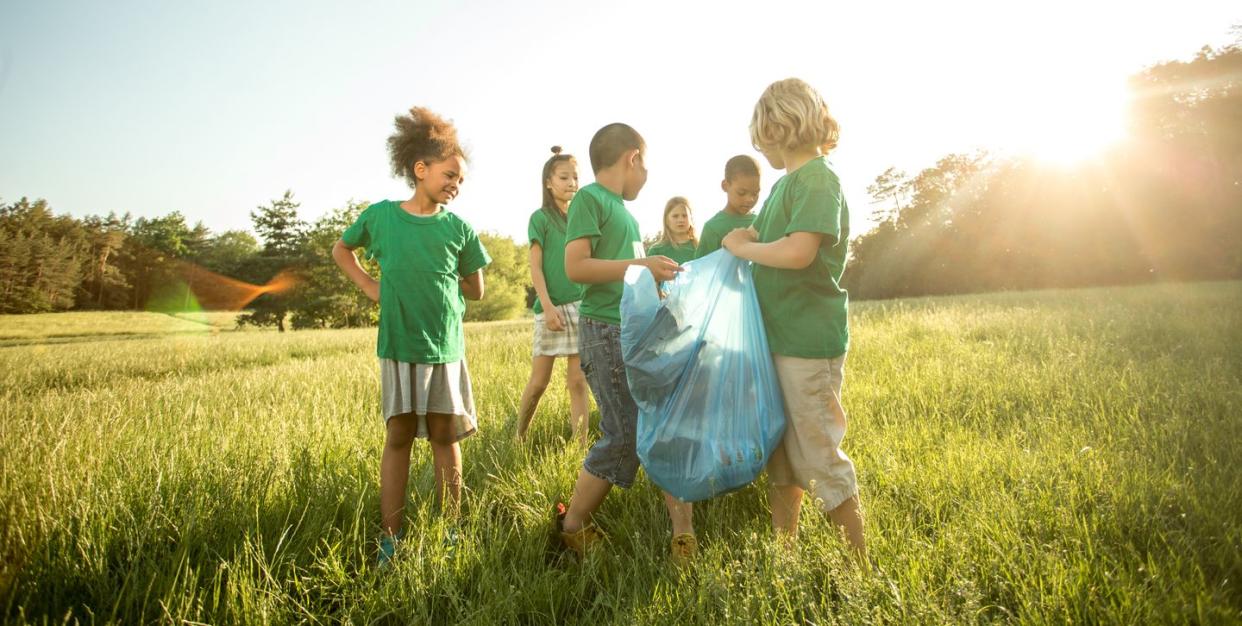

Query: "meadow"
left=1, top=282, right=1239, bottom=625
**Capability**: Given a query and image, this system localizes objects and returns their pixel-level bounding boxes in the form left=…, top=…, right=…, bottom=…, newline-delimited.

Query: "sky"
left=1, top=1, right=1238, bottom=244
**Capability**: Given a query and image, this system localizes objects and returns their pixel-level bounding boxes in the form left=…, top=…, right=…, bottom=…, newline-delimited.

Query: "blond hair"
left=659, top=196, right=697, bottom=247
left=749, top=78, right=839, bottom=155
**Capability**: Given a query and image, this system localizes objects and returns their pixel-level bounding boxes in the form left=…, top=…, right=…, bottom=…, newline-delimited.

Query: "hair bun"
left=550, top=145, right=563, bottom=155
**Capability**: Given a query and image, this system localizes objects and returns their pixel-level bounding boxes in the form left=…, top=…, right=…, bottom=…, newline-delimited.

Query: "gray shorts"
left=380, top=358, right=477, bottom=442
left=579, top=317, right=641, bottom=488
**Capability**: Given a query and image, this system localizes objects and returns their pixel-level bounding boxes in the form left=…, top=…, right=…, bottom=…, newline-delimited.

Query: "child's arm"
left=564, top=238, right=681, bottom=283
left=722, top=227, right=824, bottom=270
left=332, top=239, right=380, bottom=302
left=529, top=244, right=565, bottom=330
left=459, top=270, right=484, bottom=300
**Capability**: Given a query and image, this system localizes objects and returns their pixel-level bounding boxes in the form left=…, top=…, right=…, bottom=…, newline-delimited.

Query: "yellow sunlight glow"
left=1000, top=74, right=1132, bottom=165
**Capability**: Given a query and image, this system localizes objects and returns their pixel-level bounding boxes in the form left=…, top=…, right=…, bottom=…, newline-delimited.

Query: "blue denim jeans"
left=579, top=317, right=641, bottom=488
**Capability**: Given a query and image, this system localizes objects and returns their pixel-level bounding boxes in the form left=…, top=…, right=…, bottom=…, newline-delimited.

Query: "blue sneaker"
left=377, top=531, right=402, bottom=568
left=443, top=526, right=460, bottom=557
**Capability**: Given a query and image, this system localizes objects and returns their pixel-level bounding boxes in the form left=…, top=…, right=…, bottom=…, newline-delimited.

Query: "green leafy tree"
left=196, top=230, right=260, bottom=277
left=78, top=213, right=132, bottom=309
left=289, top=201, right=378, bottom=329
left=865, top=166, right=911, bottom=225
left=238, top=191, right=307, bottom=331
left=465, top=232, right=527, bottom=322
left=0, top=198, right=91, bottom=313
left=117, top=212, right=194, bottom=309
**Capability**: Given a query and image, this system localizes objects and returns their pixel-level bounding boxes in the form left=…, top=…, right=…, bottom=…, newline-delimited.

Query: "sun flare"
left=997, top=74, right=1132, bottom=165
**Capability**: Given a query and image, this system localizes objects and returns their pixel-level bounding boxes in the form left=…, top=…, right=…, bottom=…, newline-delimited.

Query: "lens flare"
left=170, top=262, right=302, bottom=311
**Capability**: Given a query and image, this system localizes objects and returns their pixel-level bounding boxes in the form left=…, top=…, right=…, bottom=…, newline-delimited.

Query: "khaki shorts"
left=765, top=353, right=858, bottom=512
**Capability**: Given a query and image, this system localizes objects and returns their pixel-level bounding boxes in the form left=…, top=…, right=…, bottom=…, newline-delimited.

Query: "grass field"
left=2, top=282, right=1240, bottom=624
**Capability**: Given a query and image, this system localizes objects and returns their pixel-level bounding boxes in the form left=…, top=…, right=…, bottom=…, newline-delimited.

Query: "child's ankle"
left=560, top=513, right=587, bottom=534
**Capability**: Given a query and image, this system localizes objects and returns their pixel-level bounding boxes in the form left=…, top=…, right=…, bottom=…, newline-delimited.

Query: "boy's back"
left=565, top=182, right=644, bottom=324
left=751, top=156, right=850, bottom=359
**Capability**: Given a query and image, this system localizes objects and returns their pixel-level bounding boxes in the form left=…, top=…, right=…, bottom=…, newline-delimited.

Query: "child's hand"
left=722, top=227, right=758, bottom=252
left=362, top=279, right=380, bottom=303
left=543, top=306, right=566, bottom=332
left=642, top=255, right=682, bottom=282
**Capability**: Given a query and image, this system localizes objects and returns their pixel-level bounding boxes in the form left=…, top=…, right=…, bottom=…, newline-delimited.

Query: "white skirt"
left=380, top=358, right=477, bottom=442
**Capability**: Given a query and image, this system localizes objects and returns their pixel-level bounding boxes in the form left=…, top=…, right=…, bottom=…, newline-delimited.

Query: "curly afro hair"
left=387, top=107, right=467, bottom=188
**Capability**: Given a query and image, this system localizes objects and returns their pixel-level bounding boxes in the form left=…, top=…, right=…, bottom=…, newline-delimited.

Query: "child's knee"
left=526, top=378, right=550, bottom=397
left=424, top=413, right=458, bottom=445
left=385, top=414, right=418, bottom=448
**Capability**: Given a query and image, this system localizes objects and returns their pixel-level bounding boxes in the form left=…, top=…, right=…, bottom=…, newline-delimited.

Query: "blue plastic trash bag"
left=620, top=249, right=786, bottom=502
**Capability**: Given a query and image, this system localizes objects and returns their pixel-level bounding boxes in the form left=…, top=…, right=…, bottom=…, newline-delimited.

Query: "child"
left=695, top=155, right=762, bottom=258
left=331, top=107, right=491, bottom=565
left=516, top=146, right=591, bottom=447
left=645, top=196, right=698, bottom=264
left=555, top=123, right=697, bottom=565
left=722, top=78, right=867, bottom=562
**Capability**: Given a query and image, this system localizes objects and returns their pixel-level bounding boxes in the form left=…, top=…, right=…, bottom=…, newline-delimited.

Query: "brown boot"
left=670, top=533, right=698, bottom=567
left=556, top=503, right=603, bottom=558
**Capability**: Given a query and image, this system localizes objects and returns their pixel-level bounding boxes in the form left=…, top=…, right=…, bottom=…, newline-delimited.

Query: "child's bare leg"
left=663, top=492, right=694, bottom=537
left=565, top=355, right=590, bottom=446
left=827, top=495, right=866, bottom=560
left=381, top=413, right=419, bottom=535
left=561, top=469, right=611, bottom=533
left=769, top=484, right=804, bottom=542
left=516, top=356, right=555, bottom=439
left=426, top=412, right=463, bottom=519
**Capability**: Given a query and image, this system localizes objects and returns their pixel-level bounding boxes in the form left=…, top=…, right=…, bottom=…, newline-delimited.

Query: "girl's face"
left=666, top=205, right=691, bottom=237
left=414, top=154, right=467, bottom=204
left=546, top=161, right=579, bottom=208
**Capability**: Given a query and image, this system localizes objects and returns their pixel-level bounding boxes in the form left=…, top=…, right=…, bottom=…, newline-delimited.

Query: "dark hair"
left=724, top=154, right=761, bottom=181
left=541, top=146, right=577, bottom=222
left=387, top=107, right=466, bottom=188
left=588, top=123, right=645, bottom=174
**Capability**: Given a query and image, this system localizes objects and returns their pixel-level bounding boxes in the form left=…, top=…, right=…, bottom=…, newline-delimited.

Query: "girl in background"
left=516, top=147, right=591, bottom=446
left=646, top=196, right=698, bottom=264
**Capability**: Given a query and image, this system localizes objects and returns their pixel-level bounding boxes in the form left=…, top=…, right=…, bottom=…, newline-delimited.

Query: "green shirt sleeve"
left=341, top=205, right=374, bottom=257
left=458, top=222, right=491, bottom=276
left=565, top=192, right=601, bottom=244
left=787, top=172, right=843, bottom=245
left=527, top=211, right=545, bottom=248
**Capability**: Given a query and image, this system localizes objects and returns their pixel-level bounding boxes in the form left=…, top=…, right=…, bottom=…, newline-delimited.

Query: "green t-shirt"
left=646, top=240, right=697, bottom=265
left=565, top=183, right=644, bottom=325
left=341, top=200, right=491, bottom=364
left=751, top=157, right=850, bottom=359
left=527, top=208, right=584, bottom=314
left=696, top=210, right=756, bottom=258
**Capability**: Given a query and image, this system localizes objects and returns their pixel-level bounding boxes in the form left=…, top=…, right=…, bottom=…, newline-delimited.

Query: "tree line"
left=0, top=192, right=528, bottom=328
left=845, top=39, right=1241, bottom=299
left=2, top=39, right=1238, bottom=323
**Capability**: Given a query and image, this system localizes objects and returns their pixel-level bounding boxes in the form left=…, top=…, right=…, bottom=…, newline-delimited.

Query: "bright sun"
left=998, top=74, right=1131, bottom=165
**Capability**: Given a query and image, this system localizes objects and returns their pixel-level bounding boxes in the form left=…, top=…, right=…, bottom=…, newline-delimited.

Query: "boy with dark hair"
left=556, top=123, right=698, bottom=565
left=696, top=154, right=762, bottom=258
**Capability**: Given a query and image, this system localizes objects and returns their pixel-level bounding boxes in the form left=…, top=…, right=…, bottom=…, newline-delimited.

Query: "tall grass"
left=2, top=282, right=1239, bottom=624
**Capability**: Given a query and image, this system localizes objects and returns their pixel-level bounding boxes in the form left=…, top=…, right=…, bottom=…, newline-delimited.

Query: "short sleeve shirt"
left=696, top=210, right=757, bottom=258
left=646, top=240, right=697, bottom=265
left=527, top=209, right=584, bottom=313
left=341, top=200, right=491, bottom=363
left=751, top=157, right=850, bottom=358
left=564, top=183, right=644, bottom=324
